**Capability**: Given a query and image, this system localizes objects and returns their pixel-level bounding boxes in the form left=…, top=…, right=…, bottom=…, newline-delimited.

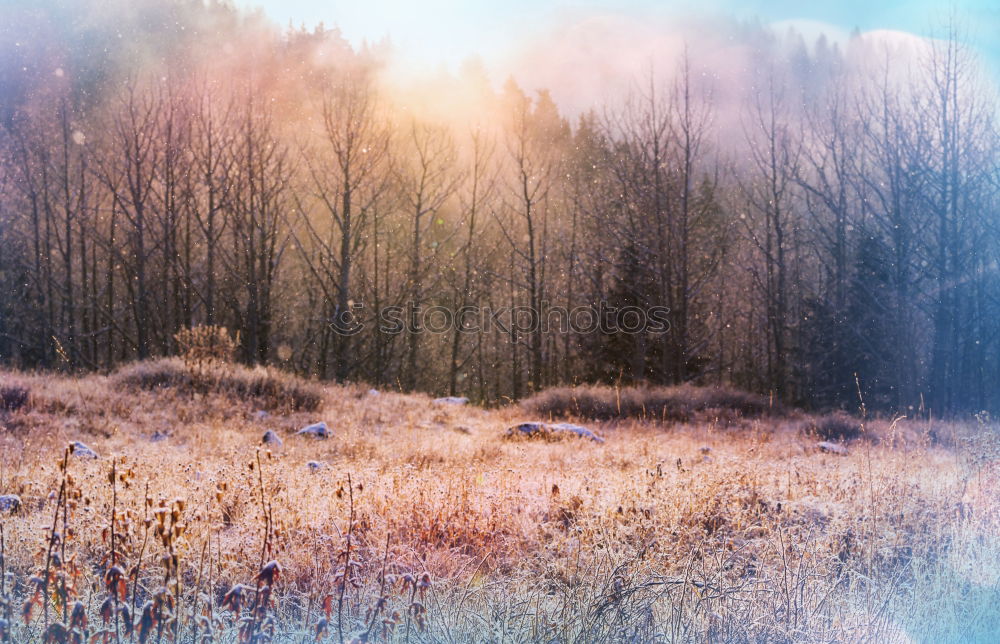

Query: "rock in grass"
left=506, top=422, right=605, bottom=444
left=0, top=494, right=21, bottom=513
left=434, top=396, right=468, bottom=405
left=547, top=423, right=604, bottom=442
left=816, top=441, right=848, bottom=456
left=70, top=441, right=99, bottom=459
left=296, top=422, right=330, bottom=439
left=262, top=430, right=283, bottom=446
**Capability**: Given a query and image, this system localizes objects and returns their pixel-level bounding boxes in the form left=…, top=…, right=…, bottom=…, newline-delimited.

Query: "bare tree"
left=495, top=81, right=567, bottom=394
left=738, top=70, right=803, bottom=397
left=297, top=66, right=391, bottom=381
left=447, top=128, right=498, bottom=396
left=224, top=82, right=291, bottom=364
left=398, top=120, right=461, bottom=390
left=918, top=21, right=997, bottom=413
left=191, top=76, right=237, bottom=327
left=94, top=78, right=163, bottom=360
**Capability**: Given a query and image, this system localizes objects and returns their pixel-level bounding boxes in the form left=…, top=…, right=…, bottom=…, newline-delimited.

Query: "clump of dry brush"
left=523, top=383, right=779, bottom=424
left=0, top=385, right=29, bottom=413
left=112, top=326, right=324, bottom=413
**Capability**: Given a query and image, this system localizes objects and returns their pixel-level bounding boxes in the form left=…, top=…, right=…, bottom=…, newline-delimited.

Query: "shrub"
left=113, top=358, right=323, bottom=412
left=522, top=384, right=776, bottom=422
left=174, top=324, right=238, bottom=371
left=113, top=358, right=193, bottom=391
left=0, top=384, right=30, bottom=412
left=214, top=368, right=324, bottom=412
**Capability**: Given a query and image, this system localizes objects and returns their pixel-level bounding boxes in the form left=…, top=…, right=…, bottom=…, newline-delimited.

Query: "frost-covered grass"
left=0, top=363, right=998, bottom=642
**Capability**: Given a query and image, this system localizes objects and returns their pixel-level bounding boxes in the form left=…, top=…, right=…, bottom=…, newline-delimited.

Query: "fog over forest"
left=1, top=0, right=999, bottom=415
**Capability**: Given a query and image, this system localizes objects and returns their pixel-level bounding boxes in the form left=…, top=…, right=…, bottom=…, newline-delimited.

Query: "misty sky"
left=237, top=0, right=1000, bottom=71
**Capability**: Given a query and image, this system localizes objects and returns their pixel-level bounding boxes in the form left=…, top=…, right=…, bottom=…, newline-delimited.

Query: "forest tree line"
left=1, top=0, right=999, bottom=415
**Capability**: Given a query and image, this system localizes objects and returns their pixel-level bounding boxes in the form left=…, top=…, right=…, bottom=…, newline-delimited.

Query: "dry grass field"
left=1, top=360, right=999, bottom=643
